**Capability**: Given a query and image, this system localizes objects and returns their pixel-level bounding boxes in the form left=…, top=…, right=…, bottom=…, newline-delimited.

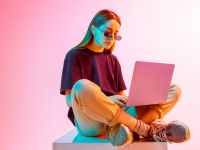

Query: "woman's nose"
left=109, top=34, right=115, bottom=41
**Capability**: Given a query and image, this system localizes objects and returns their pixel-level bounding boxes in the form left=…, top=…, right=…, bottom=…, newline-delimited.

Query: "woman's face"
left=92, top=19, right=120, bottom=49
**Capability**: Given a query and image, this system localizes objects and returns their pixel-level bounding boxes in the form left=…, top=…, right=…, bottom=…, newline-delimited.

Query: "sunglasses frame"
left=94, top=26, right=122, bottom=41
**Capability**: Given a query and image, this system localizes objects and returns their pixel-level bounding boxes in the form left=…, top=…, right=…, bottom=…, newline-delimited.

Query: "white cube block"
left=53, top=128, right=168, bottom=150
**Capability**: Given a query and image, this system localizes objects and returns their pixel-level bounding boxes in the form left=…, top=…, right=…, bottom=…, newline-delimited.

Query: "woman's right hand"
left=108, top=95, right=128, bottom=108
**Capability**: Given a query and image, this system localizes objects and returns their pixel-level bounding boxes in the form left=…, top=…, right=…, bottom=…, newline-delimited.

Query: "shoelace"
left=152, top=123, right=173, bottom=145
left=110, top=125, right=116, bottom=136
left=108, top=124, right=119, bottom=138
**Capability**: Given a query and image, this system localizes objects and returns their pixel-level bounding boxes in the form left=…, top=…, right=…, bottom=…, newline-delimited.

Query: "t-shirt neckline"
left=85, top=48, right=105, bottom=54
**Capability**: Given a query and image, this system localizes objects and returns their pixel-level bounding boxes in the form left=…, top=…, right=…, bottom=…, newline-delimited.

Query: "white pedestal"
left=53, top=128, right=168, bottom=150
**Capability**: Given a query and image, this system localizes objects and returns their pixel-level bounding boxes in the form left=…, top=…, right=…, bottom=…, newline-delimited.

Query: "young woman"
left=60, top=9, right=190, bottom=148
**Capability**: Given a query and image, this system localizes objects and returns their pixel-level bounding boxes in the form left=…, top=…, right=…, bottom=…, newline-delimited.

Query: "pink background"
left=0, top=0, right=199, bottom=150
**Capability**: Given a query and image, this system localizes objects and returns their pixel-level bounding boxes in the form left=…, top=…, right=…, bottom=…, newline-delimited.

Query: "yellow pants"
left=71, top=79, right=182, bottom=137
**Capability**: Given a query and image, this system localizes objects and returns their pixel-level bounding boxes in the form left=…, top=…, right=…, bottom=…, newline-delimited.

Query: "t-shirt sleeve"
left=114, top=57, right=127, bottom=92
left=60, top=51, right=81, bottom=95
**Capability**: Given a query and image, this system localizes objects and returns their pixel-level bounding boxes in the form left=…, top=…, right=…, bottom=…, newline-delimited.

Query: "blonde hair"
left=65, top=9, right=121, bottom=58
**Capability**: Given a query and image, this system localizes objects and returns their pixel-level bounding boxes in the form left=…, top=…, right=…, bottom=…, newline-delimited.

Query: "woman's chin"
left=104, top=44, right=112, bottom=48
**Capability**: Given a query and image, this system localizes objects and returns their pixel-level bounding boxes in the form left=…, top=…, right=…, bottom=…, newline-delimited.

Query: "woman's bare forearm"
left=117, top=91, right=127, bottom=96
left=65, top=90, right=72, bottom=107
left=65, top=90, right=126, bottom=107
left=65, top=95, right=72, bottom=107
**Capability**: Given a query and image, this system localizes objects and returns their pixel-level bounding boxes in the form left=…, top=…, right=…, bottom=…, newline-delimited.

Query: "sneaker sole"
left=105, top=124, right=134, bottom=148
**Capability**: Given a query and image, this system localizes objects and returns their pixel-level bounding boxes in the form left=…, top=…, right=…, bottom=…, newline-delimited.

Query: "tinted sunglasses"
left=95, top=26, right=122, bottom=41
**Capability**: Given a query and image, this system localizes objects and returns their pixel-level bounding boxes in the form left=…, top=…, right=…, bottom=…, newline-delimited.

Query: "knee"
left=72, top=79, right=90, bottom=92
left=170, top=83, right=182, bottom=101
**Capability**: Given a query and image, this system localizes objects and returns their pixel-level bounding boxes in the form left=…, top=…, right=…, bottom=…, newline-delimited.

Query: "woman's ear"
left=91, top=25, right=96, bottom=36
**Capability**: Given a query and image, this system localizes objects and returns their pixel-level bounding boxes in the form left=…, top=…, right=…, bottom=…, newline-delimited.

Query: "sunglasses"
left=95, top=26, right=122, bottom=41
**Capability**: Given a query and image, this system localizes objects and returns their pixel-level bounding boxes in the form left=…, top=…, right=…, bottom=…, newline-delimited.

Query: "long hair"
left=65, top=9, right=121, bottom=58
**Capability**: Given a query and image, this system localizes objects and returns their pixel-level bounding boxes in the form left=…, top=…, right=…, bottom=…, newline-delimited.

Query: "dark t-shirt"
left=60, top=48, right=127, bottom=126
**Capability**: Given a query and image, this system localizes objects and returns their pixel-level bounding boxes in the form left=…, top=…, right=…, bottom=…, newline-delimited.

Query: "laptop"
left=126, top=61, right=175, bottom=107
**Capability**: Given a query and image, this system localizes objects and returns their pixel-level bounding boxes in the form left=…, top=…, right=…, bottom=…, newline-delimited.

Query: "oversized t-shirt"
left=60, top=48, right=127, bottom=126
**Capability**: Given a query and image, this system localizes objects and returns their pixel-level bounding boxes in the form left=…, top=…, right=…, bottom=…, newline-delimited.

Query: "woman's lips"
left=106, top=42, right=112, bottom=45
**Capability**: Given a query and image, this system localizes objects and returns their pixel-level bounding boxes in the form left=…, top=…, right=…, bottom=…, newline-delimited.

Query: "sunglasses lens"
left=104, top=32, right=110, bottom=37
left=115, top=35, right=122, bottom=41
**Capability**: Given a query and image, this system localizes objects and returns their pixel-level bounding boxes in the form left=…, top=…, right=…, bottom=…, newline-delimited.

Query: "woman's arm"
left=65, top=89, right=72, bottom=107
left=65, top=90, right=126, bottom=107
left=117, top=91, right=127, bottom=97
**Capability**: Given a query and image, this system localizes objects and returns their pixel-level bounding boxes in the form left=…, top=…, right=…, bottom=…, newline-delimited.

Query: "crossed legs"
left=71, top=79, right=182, bottom=137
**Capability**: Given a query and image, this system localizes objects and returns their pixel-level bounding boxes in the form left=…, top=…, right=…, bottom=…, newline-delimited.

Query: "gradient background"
left=0, top=0, right=199, bottom=150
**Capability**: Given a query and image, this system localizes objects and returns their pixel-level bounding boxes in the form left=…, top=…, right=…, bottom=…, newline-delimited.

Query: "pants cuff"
left=107, top=107, right=123, bottom=126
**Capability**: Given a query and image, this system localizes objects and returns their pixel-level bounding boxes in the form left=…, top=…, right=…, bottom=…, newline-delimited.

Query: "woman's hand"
left=108, top=95, right=128, bottom=108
